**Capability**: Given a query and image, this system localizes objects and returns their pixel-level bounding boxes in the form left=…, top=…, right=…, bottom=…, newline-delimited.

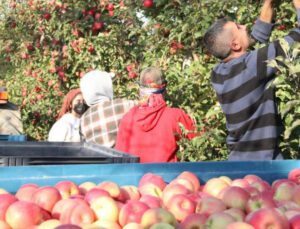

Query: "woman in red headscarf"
left=48, top=88, right=88, bottom=142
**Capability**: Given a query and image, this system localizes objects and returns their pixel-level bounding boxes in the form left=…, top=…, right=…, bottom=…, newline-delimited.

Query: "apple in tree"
left=5, top=201, right=44, bottom=229
left=143, top=0, right=153, bottom=8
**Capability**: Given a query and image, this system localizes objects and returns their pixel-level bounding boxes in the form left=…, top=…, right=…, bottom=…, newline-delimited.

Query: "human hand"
left=294, top=0, right=300, bottom=9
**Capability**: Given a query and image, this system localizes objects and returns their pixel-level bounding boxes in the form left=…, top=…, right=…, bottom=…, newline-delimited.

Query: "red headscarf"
left=57, top=88, right=81, bottom=119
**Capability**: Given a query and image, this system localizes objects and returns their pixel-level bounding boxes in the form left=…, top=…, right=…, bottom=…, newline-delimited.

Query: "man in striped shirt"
left=203, top=0, right=300, bottom=160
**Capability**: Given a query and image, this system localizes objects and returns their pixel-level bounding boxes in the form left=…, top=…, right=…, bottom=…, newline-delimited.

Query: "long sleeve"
left=251, top=19, right=274, bottom=43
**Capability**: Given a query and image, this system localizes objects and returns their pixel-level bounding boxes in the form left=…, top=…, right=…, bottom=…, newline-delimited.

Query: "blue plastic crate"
left=0, top=160, right=299, bottom=193
left=0, top=135, right=27, bottom=142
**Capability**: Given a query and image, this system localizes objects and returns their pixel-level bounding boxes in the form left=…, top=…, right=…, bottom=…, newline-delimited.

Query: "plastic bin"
left=0, top=160, right=299, bottom=193
left=0, top=141, right=139, bottom=166
left=0, top=134, right=27, bottom=142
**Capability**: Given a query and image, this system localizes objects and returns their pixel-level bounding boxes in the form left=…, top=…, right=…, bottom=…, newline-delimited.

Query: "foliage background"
left=0, top=0, right=299, bottom=160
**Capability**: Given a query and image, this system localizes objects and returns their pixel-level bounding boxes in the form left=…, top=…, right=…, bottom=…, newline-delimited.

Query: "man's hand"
left=259, top=0, right=274, bottom=23
left=294, top=0, right=300, bottom=9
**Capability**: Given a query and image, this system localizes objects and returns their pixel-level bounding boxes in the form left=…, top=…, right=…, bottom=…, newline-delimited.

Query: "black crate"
left=0, top=141, right=139, bottom=166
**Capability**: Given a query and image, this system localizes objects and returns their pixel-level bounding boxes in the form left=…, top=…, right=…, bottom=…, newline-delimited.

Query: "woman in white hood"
left=80, top=70, right=135, bottom=147
left=48, top=88, right=87, bottom=142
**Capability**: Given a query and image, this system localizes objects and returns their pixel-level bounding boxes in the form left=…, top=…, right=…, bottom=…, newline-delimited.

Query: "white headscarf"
left=80, top=70, right=115, bottom=106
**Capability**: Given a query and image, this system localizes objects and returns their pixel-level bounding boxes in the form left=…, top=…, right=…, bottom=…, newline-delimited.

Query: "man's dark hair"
left=203, top=17, right=232, bottom=60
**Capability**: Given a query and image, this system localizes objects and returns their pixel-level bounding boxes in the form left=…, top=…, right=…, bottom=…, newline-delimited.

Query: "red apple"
left=223, top=208, right=246, bottom=222
left=123, top=222, right=143, bottom=229
left=292, top=186, right=300, bottom=205
left=170, top=178, right=195, bottom=193
left=243, top=174, right=262, bottom=184
left=79, top=181, right=96, bottom=195
left=222, top=186, right=250, bottom=210
left=54, top=180, right=80, bottom=199
left=203, top=178, right=229, bottom=198
left=225, top=222, right=254, bottom=229
left=178, top=213, right=208, bottom=229
left=119, top=200, right=150, bottom=226
left=273, top=181, right=297, bottom=202
left=85, top=219, right=121, bottom=229
left=54, top=225, right=81, bottom=229
left=139, top=183, right=163, bottom=199
left=166, top=194, right=196, bottom=222
left=143, top=0, right=153, bottom=8
left=245, top=192, right=277, bottom=213
left=205, top=212, right=235, bottom=229
left=15, top=183, right=39, bottom=201
left=90, top=195, right=119, bottom=222
left=31, top=186, right=62, bottom=212
left=84, top=188, right=110, bottom=204
left=140, top=195, right=162, bottom=209
left=0, top=194, right=17, bottom=221
left=231, top=179, right=250, bottom=189
left=139, top=173, right=167, bottom=191
left=141, top=208, right=177, bottom=229
left=195, top=196, right=227, bottom=215
left=0, top=220, right=11, bottom=229
left=37, top=219, right=61, bottom=229
left=288, top=168, right=300, bottom=184
left=245, top=208, right=289, bottom=229
left=162, top=183, right=191, bottom=207
left=119, top=185, right=141, bottom=202
left=290, top=214, right=300, bottom=229
left=59, top=201, right=94, bottom=225
left=5, top=201, right=44, bottom=229
left=177, top=171, right=201, bottom=192
left=98, top=181, right=121, bottom=199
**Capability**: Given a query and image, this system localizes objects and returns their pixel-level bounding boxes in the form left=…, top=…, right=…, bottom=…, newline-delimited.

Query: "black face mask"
left=73, top=103, right=87, bottom=115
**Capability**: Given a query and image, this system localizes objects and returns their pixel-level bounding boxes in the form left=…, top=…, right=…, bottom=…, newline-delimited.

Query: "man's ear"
left=231, top=39, right=241, bottom=51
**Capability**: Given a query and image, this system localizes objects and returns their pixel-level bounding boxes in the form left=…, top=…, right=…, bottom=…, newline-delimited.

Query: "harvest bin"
left=0, top=141, right=139, bottom=166
left=0, top=160, right=299, bottom=193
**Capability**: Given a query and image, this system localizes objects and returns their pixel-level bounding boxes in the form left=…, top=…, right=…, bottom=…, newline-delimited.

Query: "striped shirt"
left=80, top=98, right=135, bottom=147
left=211, top=11, right=300, bottom=160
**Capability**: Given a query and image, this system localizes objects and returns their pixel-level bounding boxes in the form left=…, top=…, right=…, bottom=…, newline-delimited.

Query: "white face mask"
left=139, top=87, right=166, bottom=97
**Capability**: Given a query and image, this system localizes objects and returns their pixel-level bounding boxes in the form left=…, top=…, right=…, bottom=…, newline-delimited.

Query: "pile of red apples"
left=1, top=168, right=300, bottom=229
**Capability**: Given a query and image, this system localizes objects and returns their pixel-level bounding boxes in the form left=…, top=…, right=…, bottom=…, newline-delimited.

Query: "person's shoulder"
left=0, top=102, right=19, bottom=111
